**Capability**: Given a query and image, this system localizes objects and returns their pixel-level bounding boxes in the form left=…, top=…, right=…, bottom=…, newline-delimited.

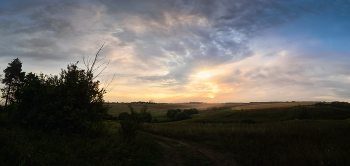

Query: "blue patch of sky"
left=274, top=11, right=350, bottom=53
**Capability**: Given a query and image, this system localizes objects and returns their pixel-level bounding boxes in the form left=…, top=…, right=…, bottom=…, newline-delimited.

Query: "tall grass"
left=141, top=112, right=350, bottom=165
left=0, top=120, right=161, bottom=166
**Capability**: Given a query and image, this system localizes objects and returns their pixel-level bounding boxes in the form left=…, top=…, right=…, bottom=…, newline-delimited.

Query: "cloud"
left=1, top=0, right=350, bottom=102
left=278, top=50, right=287, bottom=57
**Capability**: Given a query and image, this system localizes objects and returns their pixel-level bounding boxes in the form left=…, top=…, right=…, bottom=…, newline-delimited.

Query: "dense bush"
left=9, top=63, right=109, bottom=133
left=183, top=108, right=199, bottom=115
left=175, top=112, right=191, bottom=121
left=166, top=108, right=198, bottom=121
left=166, top=109, right=181, bottom=118
left=138, top=112, right=152, bottom=123
left=294, top=105, right=312, bottom=119
left=314, top=102, right=328, bottom=107
left=152, top=118, right=158, bottom=123
left=119, top=104, right=152, bottom=145
left=119, top=112, right=130, bottom=120
left=330, top=101, right=350, bottom=109
left=105, top=114, right=118, bottom=120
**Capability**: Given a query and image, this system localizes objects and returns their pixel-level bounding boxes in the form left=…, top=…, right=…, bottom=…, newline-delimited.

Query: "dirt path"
left=144, top=132, right=238, bottom=166
left=157, top=141, right=185, bottom=166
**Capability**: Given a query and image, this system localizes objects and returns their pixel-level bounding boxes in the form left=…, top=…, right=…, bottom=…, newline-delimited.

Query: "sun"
left=210, top=96, right=214, bottom=99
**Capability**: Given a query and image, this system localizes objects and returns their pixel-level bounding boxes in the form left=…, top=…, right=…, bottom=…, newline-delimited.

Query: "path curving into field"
left=144, top=132, right=238, bottom=166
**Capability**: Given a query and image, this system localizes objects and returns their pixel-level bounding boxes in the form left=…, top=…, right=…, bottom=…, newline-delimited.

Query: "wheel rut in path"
left=144, top=132, right=238, bottom=166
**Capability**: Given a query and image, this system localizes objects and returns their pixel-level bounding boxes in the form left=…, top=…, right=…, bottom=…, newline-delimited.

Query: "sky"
left=0, top=0, right=350, bottom=103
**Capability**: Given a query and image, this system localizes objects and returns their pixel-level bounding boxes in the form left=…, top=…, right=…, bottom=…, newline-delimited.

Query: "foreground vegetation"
left=0, top=117, right=161, bottom=166
left=0, top=53, right=164, bottom=165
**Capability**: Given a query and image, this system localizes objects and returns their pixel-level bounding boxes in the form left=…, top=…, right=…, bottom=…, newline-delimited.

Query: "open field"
left=107, top=103, right=229, bottom=115
left=139, top=102, right=350, bottom=166
left=107, top=102, right=317, bottom=116
left=230, top=102, right=317, bottom=110
left=142, top=120, right=350, bottom=166
left=107, top=103, right=233, bottom=122
left=107, top=102, right=318, bottom=122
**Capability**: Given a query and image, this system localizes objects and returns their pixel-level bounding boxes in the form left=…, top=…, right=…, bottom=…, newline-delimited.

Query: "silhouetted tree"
left=1, top=58, right=25, bottom=106
left=82, top=42, right=115, bottom=92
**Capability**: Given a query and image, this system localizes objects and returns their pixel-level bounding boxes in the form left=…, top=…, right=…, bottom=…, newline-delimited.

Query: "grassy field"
left=107, top=103, right=230, bottom=122
left=140, top=102, right=350, bottom=166
left=230, top=102, right=316, bottom=110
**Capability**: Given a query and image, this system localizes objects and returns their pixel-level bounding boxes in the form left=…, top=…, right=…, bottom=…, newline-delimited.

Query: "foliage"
left=9, top=63, right=109, bottom=133
left=183, top=108, right=199, bottom=115
left=152, top=118, right=158, bottom=123
left=119, top=104, right=152, bottom=145
left=314, top=102, right=328, bottom=107
left=174, top=112, right=191, bottom=121
left=105, top=114, right=118, bottom=120
left=294, top=105, right=312, bottom=119
left=119, top=112, right=130, bottom=120
left=138, top=105, right=152, bottom=123
left=330, top=101, right=350, bottom=109
left=0, top=124, right=161, bottom=166
left=166, top=109, right=181, bottom=118
left=166, top=108, right=196, bottom=121
left=138, top=112, right=152, bottom=123
left=1, top=58, right=25, bottom=106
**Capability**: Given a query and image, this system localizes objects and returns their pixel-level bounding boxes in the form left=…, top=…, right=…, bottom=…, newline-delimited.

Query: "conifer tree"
left=1, top=58, right=25, bottom=106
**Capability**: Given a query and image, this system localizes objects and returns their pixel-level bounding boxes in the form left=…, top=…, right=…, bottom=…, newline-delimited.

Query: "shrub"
left=166, top=109, right=181, bottom=118
left=174, top=112, right=191, bottom=121
left=330, top=101, right=350, bottom=109
left=119, top=104, right=152, bottom=145
left=119, top=119, right=139, bottom=144
left=11, top=64, right=109, bottom=133
left=183, top=108, right=199, bottom=115
left=137, top=112, right=152, bottom=123
left=105, top=114, right=118, bottom=120
left=314, top=102, right=328, bottom=107
left=294, top=105, right=312, bottom=119
left=152, top=118, right=158, bottom=123
left=119, top=112, right=130, bottom=120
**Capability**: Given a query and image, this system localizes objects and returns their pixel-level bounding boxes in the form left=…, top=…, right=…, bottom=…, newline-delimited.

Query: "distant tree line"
left=314, top=102, right=350, bottom=109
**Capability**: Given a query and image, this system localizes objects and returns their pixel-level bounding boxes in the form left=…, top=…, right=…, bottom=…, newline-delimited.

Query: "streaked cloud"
left=0, top=0, right=349, bottom=102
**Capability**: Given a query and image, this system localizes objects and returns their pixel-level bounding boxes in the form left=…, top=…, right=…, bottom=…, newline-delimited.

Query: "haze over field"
left=0, top=0, right=349, bottom=103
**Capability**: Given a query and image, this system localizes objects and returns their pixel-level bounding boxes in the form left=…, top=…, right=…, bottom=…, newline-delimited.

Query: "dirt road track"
left=144, top=132, right=238, bottom=166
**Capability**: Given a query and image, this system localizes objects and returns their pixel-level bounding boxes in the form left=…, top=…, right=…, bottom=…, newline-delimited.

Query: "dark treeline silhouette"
left=0, top=45, right=113, bottom=134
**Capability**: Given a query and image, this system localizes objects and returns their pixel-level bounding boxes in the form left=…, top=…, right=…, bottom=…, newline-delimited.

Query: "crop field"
left=107, top=103, right=231, bottom=121
left=107, top=102, right=317, bottom=122
left=230, top=102, right=317, bottom=110
left=139, top=102, right=350, bottom=166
